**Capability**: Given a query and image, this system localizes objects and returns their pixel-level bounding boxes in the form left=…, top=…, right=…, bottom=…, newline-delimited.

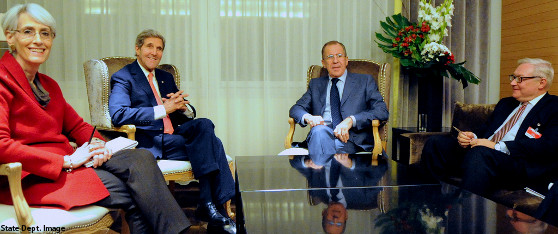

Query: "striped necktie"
left=491, top=102, right=528, bottom=143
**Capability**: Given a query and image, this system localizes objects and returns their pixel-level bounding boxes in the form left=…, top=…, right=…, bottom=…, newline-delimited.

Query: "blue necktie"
left=329, top=159, right=341, bottom=202
left=330, top=78, right=342, bottom=128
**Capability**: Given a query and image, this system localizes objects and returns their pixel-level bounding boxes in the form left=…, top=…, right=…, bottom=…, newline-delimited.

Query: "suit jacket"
left=289, top=155, right=387, bottom=209
left=109, top=60, right=195, bottom=158
left=289, top=72, right=388, bottom=148
left=0, top=52, right=108, bottom=210
left=476, top=94, right=558, bottom=179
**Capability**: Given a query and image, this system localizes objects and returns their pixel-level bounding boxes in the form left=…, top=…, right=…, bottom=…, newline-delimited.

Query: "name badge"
left=525, top=127, right=542, bottom=139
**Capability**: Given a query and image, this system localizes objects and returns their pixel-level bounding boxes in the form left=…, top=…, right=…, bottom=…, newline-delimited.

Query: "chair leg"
left=167, top=180, right=176, bottom=196
left=119, top=209, right=130, bottom=234
left=225, top=200, right=234, bottom=220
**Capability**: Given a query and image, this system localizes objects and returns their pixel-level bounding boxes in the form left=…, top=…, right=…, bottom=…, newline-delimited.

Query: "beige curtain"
left=6, top=0, right=393, bottom=156
left=396, top=0, right=493, bottom=129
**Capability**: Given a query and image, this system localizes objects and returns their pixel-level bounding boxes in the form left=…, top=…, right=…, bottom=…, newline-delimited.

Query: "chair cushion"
left=0, top=204, right=109, bottom=232
left=157, top=155, right=233, bottom=175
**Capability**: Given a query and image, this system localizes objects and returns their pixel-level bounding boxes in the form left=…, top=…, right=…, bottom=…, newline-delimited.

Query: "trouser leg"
left=461, top=146, right=528, bottom=196
left=307, top=125, right=360, bottom=154
left=93, top=168, right=152, bottom=234
left=175, top=118, right=235, bottom=206
left=420, top=134, right=467, bottom=182
left=96, top=149, right=190, bottom=234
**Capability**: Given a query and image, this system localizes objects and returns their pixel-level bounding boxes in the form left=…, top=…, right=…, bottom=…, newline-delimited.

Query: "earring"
left=8, top=44, right=15, bottom=53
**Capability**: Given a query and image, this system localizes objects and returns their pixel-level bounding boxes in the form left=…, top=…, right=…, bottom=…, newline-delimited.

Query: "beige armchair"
left=284, top=60, right=391, bottom=161
left=83, top=57, right=234, bottom=218
left=0, top=163, right=113, bottom=233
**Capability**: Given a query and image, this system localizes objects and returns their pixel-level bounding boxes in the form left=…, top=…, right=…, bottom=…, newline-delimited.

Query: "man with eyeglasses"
left=289, top=41, right=388, bottom=154
left=421, top=58, right=558, bottom=198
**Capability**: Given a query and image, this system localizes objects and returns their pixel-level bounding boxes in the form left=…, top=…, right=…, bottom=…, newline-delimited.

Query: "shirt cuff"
left=301, top=113, right=311, bottom=126
left=494, top=142, right=510, bottom=155
left=154, top=105, right=166, bottom=120
left=350, top=116, right=356, bottom=127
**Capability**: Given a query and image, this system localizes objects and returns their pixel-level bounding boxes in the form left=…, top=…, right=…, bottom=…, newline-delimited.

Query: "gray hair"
left=2, top=3, right=56, bottom=37
left=518, top=58, right=554, bottom=88
left=135, top=29, right=165, bottom=55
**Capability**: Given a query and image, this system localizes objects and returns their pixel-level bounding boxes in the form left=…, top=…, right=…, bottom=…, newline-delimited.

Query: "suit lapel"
left=340, top=72, right=356, bottom=106
left=518, top=93, right=549, bottom=135
left=316, top=77, right=328, bottom=112
left=130, top=61, right=158, bottom=106
left=0, top=53, right=43, bottom=108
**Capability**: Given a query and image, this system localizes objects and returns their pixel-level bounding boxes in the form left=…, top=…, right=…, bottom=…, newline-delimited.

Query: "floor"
left=107, top=181, right=236, bottom=233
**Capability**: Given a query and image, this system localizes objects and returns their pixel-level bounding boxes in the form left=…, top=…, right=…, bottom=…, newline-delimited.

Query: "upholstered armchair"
left=83, top=57, right=234, bottom=218
left=401, top=102, right=496, bottom=165
left=0, top=163, right=113, bottom=233
left=284, top=60, right=391, bottom=161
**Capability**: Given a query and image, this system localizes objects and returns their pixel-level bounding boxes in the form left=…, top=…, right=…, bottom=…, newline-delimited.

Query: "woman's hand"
left=87, top=139, right=113, bottom=168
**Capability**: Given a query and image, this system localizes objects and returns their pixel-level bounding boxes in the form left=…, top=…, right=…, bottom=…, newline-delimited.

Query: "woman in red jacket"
left=0, top=3, right=190, bottom=233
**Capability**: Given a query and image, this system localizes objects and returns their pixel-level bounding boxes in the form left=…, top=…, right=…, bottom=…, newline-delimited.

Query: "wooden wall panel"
left=501, top=0, right=558, bottom=98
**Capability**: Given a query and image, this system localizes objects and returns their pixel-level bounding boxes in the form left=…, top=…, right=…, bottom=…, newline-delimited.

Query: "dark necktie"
left=329, top=160, right=341, bottom=202
left=330, top=78, right=342, bottom=128
left=491, top=102, right=527, bottom=143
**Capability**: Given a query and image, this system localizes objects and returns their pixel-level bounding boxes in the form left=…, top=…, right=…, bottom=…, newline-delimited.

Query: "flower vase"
left=416, top=74, right=443, bottom=132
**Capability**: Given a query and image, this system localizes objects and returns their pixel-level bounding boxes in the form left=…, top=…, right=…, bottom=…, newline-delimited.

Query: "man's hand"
left=334, top=153, right=352, bottom=168
left=304, top=115, right=325, bottom=127
left=162, top=90, right=189, bottom=114
left=470, top=138, right=496, bottom=149
left=457, top=131, right=475, bottom=148
left=304, top=158, right=324, bottom=169
left=333, top=118, right=353, bottom=143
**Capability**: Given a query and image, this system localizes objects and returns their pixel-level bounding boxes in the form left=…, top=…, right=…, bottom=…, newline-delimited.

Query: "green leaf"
left=375, top=33, right=393, bottom=44
left=380, top=21, right=397, bottom=36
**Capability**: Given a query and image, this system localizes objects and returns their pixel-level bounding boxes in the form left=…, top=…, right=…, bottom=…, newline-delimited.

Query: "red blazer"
left=0, top=52, right=109, bottom=210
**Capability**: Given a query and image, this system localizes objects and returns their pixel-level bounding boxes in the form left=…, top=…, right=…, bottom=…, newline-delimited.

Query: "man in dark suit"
left=108, top=29, right=235, bottom=233
left=289, top=41, right=389, bottom=154
left=422, top=58, right=558, bottom=196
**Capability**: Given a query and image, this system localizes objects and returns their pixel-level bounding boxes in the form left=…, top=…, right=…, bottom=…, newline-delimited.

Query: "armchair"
left=284, top=60, right=391, bottom=161
left=401, top=102, right=495, bottom=165
left=83, top=57, right=234, bottom=218
left=0, top=163, right=113, bottom=233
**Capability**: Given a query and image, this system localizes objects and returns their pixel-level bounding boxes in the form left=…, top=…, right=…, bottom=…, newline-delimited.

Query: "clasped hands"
left=304, top=115, right=352, bottom=143
left=65, top=138, right=113, bottom=169
left=457, top=131, right=495, bottom=149
left=162, top=90, right=190, bottom=114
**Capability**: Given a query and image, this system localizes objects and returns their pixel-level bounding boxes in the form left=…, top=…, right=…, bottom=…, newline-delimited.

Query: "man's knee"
left=309, top=125, right=332, bottom=137
left=196, top=118, right=215, bottom=130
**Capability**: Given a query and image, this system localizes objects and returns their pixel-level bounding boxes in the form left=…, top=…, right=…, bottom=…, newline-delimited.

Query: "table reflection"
left=289, top=154, right=387, bottom=210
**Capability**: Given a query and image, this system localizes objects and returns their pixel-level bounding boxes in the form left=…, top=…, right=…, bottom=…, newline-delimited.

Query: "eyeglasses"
left=324, top=53, right=346, bottom=61
left=508, top=75, right=541, bottom=83
left=11, top=29, right=54, bottom=40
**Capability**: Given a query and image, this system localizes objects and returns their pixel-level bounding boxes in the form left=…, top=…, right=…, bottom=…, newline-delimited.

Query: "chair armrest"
left=401, top=132, right=451, bottom=165
left=0, top=163, right=34, bottom=227
left=97, top=124, right=136, bottom=140
left=285, top=118, right=296, bottom=149
left=371, top=120, right=382, bottom=161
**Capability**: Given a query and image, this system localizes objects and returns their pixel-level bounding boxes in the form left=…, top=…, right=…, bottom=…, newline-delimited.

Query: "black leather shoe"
left=207, top=218, right=236, bottom=234
left=195, top=202, right=228, bottom=225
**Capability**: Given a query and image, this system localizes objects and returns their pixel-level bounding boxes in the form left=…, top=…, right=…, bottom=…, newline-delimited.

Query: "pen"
left=452, top=126, right=462, bottom=133
left=88, top=126, right=97, bottom=144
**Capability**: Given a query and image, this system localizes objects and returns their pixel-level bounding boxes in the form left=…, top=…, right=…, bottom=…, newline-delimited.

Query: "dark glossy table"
left=234, top=155, right=557, bottom=233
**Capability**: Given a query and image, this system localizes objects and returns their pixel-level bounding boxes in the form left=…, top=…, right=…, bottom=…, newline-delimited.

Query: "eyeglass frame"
left=508, top=74, right=543, bottom=83
left=10, top=28, right=55, bottom=40
left=324, top=220, right=344, bottom=227
left=323, top=53, right=347, bottom=61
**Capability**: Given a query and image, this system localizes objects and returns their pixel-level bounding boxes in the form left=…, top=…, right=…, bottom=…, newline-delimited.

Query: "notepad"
left=84, top=137, right=138, bottom=167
